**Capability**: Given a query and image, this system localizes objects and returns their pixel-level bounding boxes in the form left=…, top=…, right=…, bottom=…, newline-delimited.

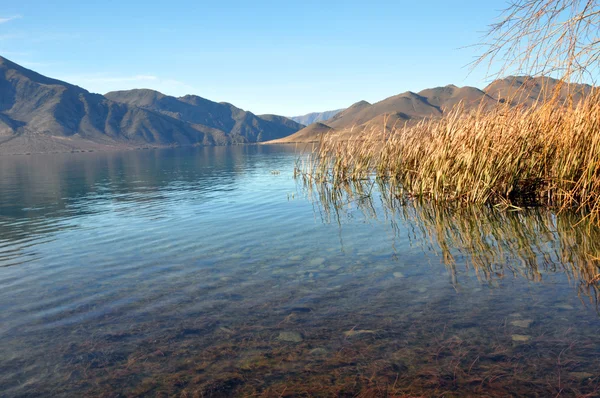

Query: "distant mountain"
left=290, top=109, right=344, bottom=125
left=269, top=122, right=333, bottom=144
left=0, top=56, right=303, bottom=154
left=273, top=77, right=592, bottom=143
left=105, top=89, right=303, bottom=144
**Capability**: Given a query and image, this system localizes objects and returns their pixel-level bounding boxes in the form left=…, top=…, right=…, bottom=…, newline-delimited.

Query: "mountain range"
left=290, top=109, right=344, bottom=125
left=0, top=56, right=304, bottom=154
left=0, top=55, right=594, bottom=153
left=271, top=76, right=593, bottom=143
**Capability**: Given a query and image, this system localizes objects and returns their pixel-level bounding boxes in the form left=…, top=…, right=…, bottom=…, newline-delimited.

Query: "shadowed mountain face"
left=290, top=109, right=344, bottom=125
left=105, top=90, right=304, bottom=144
left=275, top=77, right=593, bottom=143
left=0, top=56, right=303, bottom=154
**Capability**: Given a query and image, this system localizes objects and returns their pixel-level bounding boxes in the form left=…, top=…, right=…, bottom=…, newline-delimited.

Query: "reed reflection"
left=301, top=178, right=600, bottom=304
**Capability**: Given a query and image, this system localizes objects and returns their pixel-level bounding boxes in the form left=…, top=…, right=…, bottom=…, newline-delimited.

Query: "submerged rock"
left=344, top=329, right=376, bottom=337
left=308, top=348, right=328, bottom=356
left=569, top=372, right=594, bottom=380
left=510, top=319, right=533, bottom=328
left=393, top=272, right=405, bottom=278
left=309, top=258, right=325, bottom=266
left=555, top=304, right=575, bottom=310
left=219, top=327, right=235, bottom=335
left=511, top=334, right=531, bottom=342
left=277, top=331, right=303, bottom=343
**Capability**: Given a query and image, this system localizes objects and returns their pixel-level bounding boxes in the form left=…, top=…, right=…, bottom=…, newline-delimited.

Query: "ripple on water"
left=0, top=146, right=600, bottom=396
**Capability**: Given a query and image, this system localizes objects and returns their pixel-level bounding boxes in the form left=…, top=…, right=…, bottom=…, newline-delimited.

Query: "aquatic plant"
left=297, top=88, right=600, bottom=226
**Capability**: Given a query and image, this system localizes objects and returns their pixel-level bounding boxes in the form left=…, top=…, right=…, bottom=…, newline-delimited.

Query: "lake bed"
left=1, top=146, right=599, bottom=396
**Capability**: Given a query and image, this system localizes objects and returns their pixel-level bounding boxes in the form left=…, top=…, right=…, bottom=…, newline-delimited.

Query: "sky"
left=0, top=1, right=509, bottom=116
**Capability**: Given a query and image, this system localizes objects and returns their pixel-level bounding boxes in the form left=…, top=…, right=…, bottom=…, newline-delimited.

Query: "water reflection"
left=304, top=179, right=600, bottom=305
left=0, top=146, right=297, bottom=267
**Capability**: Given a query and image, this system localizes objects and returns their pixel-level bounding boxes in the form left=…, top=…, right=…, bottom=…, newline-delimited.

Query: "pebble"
left=570, top=372, right=594, bottom=380
left=309, top=258, right=325, bottom=266
left=344, top=329, right=376, bottom=337
left=555, top=304, right=575, bottom=310
left=511, top=334, right=531, bottom=342
left=277, top=331, right=303, bottom=343
left=308, top=348, right=328, bottom=356
left=510, top=319, right=533, bottom=328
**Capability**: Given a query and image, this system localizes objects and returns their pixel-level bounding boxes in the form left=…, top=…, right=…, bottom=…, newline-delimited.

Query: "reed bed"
left=298, top=90, right=600, bottom=225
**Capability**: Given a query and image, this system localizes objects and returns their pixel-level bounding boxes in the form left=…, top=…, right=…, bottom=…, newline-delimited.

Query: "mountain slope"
left=105, top=89, right=304, bottom=143
left=0, top=56, right=302, bottom=154
left=484, top=76, right=592, bottom=106
left=290, top=109, right=344, bottom=125
left=271, top=76, right=593, bottom=143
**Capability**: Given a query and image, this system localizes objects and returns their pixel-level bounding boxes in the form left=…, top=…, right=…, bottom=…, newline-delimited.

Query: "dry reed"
left=298, top=89, right=600, bottom=225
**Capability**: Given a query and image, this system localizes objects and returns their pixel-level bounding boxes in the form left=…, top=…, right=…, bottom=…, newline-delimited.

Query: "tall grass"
left=298, top=90, right=600, bottom=224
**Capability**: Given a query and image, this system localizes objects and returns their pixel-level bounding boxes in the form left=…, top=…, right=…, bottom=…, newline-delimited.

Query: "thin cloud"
left=0, top=15, right=22, bottom=24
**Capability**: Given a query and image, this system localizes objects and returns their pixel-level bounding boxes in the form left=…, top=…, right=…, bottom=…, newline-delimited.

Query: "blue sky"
left=0, top=1, right=507, bottom=115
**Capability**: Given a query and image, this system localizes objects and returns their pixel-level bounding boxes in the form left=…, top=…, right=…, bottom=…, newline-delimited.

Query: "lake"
left=1, top=145, right=599, bottom=397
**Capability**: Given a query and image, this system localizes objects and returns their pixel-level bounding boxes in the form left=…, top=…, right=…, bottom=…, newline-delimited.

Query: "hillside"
left=105, top=90, right=303, bottom=144
left=271, top=77, right=592, bottom=143
left=0, top=56, right=302, bottom=154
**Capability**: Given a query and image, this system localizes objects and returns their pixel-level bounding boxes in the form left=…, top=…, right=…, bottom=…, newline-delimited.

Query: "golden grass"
left=298, top=90, right=600, bottom=225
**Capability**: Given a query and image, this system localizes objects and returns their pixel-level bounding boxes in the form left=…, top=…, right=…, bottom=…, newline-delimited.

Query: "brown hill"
left=484, top=76, right=592, bottom=106
left=272, top=76, right=594, bottom=143
left=417, top=85, right=495, bottom=110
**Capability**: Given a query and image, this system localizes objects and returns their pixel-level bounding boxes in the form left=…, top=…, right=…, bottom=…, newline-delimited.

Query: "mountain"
left=484, top=76, right=593, bottom=106
left=0, top=56, right=303, bottom=154
left=105, top=89, right=303, bottom=144
left=290, top=109, right=344, bottom=125
left=272, top=77, right=592, bottom=143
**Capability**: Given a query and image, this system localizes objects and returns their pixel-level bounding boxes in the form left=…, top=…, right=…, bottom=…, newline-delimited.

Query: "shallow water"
left=1, top=145, right=599, bottom=397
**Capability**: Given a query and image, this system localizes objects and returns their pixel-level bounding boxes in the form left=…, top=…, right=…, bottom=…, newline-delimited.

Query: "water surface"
left=1, top=146, right=600, bottom=397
